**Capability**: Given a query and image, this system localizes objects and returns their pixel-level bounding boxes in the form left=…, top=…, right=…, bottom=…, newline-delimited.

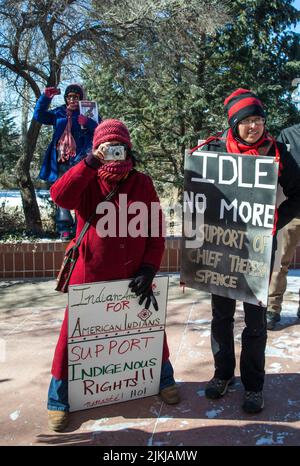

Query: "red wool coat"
left=50, top=160, right=169, bottom=379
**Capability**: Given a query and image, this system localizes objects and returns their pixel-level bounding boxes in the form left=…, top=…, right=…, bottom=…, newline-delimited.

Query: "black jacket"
left=201, top=130, right=300, bottom=230
left=277, top=123, right=300, bottom=168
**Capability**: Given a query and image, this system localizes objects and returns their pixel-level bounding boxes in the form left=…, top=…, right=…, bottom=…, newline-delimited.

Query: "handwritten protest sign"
left=181, top=150, right=279, bottom=306
left=68, top=276, right=168, bottom=412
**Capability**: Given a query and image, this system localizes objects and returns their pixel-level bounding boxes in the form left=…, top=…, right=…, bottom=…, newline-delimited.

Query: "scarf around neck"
left=98, top=158, right=133, bottom=183
left=191, top=128, right=280, bottom=163
left=226, top=127, right=280, bottom=161
left=57, top=108, right=77, bottom=163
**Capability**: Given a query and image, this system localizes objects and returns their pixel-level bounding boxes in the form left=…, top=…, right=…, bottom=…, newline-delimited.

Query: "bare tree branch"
left=0, top=58, right=41, bottom=96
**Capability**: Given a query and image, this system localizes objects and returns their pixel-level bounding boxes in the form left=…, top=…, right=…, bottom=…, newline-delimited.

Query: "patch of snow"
left=205, top=408, right=224, bottom=419
left=9, top=410, right=20, bottom=421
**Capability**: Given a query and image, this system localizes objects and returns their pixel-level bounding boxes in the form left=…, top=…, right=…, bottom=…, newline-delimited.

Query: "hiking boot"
left=266, top=311, right=280, bottom=330
left=48, top=410, right=69, bottom=432
left=160, top=384, right=180, bottom=405
left=205, top=376, right=235, bottom=399
left=242, top=391, right=264, bottom=414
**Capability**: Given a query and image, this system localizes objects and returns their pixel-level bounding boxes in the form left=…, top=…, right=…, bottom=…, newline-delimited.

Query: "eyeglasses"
left=66, top=94, right=80, bottom=101
left=239, top=117, right=265, bottom=126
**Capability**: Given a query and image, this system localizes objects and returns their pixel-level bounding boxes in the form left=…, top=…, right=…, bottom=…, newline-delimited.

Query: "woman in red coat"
left=47, top=119, right=180, bottom=431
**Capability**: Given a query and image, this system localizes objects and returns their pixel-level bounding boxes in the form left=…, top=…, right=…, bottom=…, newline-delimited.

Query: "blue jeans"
left=55, top=164, right=75, bottom=235
left=47, top=359, right=175, bottom=412
left=47, top=377, right=70, bottom=412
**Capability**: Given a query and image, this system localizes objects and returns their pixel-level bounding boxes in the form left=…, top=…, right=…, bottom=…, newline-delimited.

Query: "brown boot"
left=48, top=410, right=69, bottom=432
left=160, top=384, right=180, bottom=405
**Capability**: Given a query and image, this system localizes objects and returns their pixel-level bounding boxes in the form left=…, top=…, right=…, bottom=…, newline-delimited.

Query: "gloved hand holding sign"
left=129, top=265, right=158, bottom=310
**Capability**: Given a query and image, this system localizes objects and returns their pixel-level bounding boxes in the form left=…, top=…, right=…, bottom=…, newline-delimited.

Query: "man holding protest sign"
left=267, top=123, right=300, bottom=330
left=193, top=89, right=300, bottom=414
left=33, top=83, right=100, bottom=241
left=47, top=119, right=179, bottom=432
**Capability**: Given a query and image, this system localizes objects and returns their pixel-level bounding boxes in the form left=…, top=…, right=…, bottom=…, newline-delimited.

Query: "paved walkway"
left=0, top=272, right=300, bottom=446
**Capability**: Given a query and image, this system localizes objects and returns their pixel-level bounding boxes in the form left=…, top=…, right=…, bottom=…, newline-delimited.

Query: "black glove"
left=128, top=265, right=156, bottom=296
left=138, top=289, right=159, bottom=311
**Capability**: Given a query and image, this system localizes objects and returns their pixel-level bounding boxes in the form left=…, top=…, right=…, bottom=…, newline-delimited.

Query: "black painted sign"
left=180, top=150, right=279, bottom=306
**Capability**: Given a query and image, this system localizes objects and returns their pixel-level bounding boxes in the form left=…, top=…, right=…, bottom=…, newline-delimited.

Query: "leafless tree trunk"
left=14, top=80, right=42, bottom=231
left=0, top=0, right=229, bottom=232
left=0, top=0, right=139, bottom=231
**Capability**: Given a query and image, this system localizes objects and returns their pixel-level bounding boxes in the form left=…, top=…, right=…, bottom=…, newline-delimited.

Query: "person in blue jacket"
left=33, top=83, right=100, bottom=240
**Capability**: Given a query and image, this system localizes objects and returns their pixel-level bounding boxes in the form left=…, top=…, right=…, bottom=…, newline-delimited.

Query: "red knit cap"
left=224, top=88, right=266, bottom=128
left=93, top=119, right=132, bottom=150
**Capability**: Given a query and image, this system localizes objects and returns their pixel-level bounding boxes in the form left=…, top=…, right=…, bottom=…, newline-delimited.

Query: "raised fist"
left=44, top=87, right=60, bottom=99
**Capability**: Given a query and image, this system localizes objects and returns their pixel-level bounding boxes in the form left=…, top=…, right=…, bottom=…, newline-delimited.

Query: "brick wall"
left=0, top=241, right=69, bottom=279
left=0, top=237, right=182, bottom=279
left=1, top=237, right=300, bottom=279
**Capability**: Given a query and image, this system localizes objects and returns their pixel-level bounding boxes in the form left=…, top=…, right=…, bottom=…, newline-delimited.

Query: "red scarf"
left=57, top=108, right=77, bottom=162
left=226, top=127, right=280, bottom=161
left=98, top=159, right=133, bottom=183
left=191, top=128, right=280, bottom=163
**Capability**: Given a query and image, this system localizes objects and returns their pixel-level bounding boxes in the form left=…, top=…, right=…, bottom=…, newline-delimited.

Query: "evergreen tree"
left=82, top=0, right=300, bottom=199
left=0, top=103, right=19, bottom=187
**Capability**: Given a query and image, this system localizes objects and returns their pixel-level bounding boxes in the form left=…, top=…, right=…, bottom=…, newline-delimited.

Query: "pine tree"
left=0, top=103, right=19, bottom=187
left=82, top=0, right=300, bottom=199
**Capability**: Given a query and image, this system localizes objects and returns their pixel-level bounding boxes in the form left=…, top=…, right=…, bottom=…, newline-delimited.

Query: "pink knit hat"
left=93, top=119, right=132, bottom=150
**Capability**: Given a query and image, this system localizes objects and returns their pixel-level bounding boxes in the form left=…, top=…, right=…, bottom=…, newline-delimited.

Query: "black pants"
left=211, top=294, right=267, bottom=392
left=210, top=237, right=278, bottom=391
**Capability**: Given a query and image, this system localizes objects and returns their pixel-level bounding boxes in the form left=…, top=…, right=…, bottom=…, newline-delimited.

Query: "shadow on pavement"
left=34, top=373, right=300, bottom=446
left=36, top=421, right=300, bottom=446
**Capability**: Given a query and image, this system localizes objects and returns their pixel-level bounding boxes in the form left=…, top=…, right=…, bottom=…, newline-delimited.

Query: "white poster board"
left=68, top=276, right=168, bottom=412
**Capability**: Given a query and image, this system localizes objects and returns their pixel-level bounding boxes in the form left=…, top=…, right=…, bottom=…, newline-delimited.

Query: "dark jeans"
left=56, top=206, right=75, bottom=234
left=211, top=294, right=267, bottom=392
left=55, top=163, right=75, bottom=234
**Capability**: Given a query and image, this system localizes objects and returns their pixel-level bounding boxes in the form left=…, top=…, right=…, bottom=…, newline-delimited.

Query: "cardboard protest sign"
left=68, top=276, right=168, bottom=412
left=181, top=150, right=279, bottom=306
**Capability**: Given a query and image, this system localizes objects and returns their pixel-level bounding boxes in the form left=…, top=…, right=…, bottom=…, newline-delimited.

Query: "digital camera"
left=102, top=145, right=126, bottom=160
